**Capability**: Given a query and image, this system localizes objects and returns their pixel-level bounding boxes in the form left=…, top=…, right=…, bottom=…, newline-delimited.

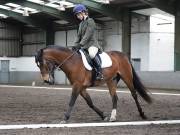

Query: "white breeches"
left=88, top=46, right=98, bottom=59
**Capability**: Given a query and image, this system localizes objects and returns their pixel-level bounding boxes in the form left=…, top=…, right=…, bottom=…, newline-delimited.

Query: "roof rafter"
left=138, top=0, right=175, bottom=15
left=0, top=7, right=48, bottom=29
left=0, top=0, right=76, bottom=24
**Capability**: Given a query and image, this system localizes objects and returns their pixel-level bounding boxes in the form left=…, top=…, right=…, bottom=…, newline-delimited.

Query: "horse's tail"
left=131, top=65, right=152, bottom=104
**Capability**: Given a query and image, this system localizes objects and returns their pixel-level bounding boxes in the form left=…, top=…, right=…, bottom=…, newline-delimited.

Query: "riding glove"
left=72, top=44, right=81, bottom=51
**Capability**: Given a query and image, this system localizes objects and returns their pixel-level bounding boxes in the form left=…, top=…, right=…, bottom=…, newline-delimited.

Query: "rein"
left=56, top=51, right=76, bottom=70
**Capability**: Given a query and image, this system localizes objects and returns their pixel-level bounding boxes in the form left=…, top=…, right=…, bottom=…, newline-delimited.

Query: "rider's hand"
left=72, top=45, right=81, bottom=51
left=72, top=46, right=78, bottom=51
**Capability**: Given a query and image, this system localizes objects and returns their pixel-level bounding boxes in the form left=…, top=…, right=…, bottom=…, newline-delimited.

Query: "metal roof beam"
left=0, top=0, right=76, bottom=24
left=0, top=8, right=47, bottom=29
left=139, top=0, right=175, bottom=15
left=67, top=0, right=122, bottom=20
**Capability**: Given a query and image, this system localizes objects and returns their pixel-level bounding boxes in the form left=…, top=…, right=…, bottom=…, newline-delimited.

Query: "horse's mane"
left=35, top=45, right=72, bottom=65
left=45, top=45, right=72, bottom=53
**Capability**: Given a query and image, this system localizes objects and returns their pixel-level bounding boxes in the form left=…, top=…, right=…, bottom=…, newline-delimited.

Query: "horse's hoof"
left=109, top=117, right=116, bottom=122
left=103, top=116, right=109, bottom=121
left=141, top=114, right=147, bottom=119
left=142, top=115, right=147, bottom=119
left=60, top=120, right=67, bottom=124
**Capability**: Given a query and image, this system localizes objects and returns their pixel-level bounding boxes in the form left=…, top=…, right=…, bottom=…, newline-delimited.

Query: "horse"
left=35, top=45, right=152, bottom=123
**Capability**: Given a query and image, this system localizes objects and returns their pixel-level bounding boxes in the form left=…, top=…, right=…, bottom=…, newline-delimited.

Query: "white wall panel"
left=150, top=15, right=174, bottom=33
left=104, top=35, right=122, bottom=51
left=149, top=33, right=174, bottom=71
left=0, top=57, right=39, bottom=72
left=149, top=15, right=174, bottom=71
left=131, top=33, right=149, bottom=71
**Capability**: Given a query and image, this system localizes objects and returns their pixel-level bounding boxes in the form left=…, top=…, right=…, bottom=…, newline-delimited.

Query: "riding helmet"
left=73, top=4, right=87, bottom=15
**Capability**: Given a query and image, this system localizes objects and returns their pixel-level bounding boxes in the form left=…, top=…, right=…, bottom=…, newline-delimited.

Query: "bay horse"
left=35, top=45, right=152, bottom=123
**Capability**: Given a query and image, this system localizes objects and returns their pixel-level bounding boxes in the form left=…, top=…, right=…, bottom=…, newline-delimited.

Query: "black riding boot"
left=93, top=55, right=104, bottom=80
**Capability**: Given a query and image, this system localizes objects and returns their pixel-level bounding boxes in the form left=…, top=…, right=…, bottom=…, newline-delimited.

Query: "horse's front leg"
left=80, top=89, right=107, bottom=120
left=61, top=84, right=80, bottom=123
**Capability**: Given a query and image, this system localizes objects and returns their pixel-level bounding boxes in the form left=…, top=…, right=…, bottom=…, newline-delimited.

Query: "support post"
left=46, top=25, right=55, bottom=46
left=174, top=2, right=180, bottom=71
left=122, top=9, right=131, bottom=59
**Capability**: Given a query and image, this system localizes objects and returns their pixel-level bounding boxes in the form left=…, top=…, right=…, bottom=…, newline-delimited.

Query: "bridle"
left=35, top=48, right=77, bottom=84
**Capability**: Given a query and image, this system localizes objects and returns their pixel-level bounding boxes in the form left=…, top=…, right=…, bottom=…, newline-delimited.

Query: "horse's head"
left=35, top=48, right=55, bottom=85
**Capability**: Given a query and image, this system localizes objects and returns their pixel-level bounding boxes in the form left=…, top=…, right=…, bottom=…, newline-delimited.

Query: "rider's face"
left=76, top=12, right=84, bottom=21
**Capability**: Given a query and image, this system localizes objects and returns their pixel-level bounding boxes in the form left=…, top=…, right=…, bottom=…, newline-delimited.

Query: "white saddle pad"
left=79, top=50, right=112, bottom=71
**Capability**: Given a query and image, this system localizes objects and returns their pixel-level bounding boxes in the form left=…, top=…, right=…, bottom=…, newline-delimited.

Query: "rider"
left=72, top=4, right=104, bottom=80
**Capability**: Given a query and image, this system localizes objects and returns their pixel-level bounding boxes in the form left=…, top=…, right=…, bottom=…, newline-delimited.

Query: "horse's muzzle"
left=42, top=73, right=54, bottom=85
left=44, top=80, right=54, bottom=85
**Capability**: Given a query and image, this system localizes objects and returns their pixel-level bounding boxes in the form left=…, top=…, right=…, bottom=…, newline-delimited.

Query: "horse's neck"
left=54, top=50, right=81, bottom=84
left=56, top=51, right=74, bottom=71
left=58, top=51, right=70, bottom=61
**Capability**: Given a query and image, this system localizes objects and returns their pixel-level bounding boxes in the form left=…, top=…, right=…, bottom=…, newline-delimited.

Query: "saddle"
left=79, top=49, right=112, bottom=71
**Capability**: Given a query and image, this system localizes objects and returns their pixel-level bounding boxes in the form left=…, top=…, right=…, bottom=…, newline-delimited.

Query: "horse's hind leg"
left=131, top=88, right=146, bottom=119
left=80, top=89, right=106, bottom=120
left=107, top=80, right=119, bottom=122
left=122, top=74, right=146, bottom=119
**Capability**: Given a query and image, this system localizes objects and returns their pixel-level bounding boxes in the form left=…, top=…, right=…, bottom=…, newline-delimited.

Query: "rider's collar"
left=83, top=15, right=88, bottom=21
